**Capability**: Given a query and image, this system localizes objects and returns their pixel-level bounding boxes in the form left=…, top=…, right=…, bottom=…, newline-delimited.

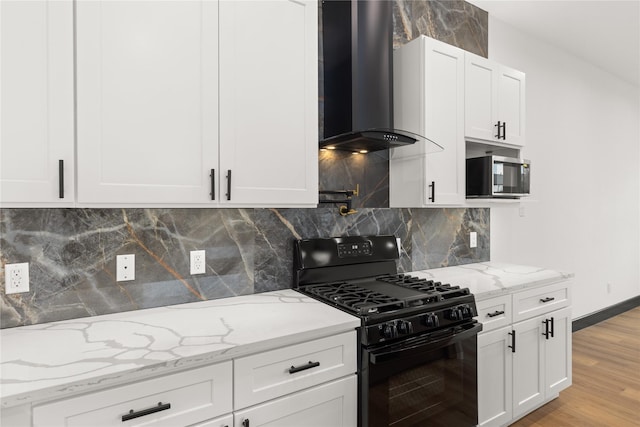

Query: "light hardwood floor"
left=511, top=306, right=640, bottom=427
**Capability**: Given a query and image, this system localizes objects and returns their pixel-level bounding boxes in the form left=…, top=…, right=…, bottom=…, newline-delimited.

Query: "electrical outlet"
left=190, top=250, right=206, bottom=275
left=470, top=232, right=478, bottom=248
left=116, top=254, right=135, bottom=282
left=5, top=262, right=30, bottom=294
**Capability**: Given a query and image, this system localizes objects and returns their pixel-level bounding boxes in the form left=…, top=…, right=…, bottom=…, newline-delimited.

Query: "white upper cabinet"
left=76, top=0, right=219, bottom=205
left=4, top=0, right=317, bottom=207
left=77, top=0, right=317, bottom=207
left=0, top=0, right=75, bottom=206
left=465, top=53, right=526, bottom=146
left=218, top=0, right=318, bottom=206
left=390, top=36, right=465, bottom=207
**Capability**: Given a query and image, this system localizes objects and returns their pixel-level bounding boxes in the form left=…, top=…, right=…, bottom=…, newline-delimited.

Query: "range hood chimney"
left=321, top=0, right=441, bottom=153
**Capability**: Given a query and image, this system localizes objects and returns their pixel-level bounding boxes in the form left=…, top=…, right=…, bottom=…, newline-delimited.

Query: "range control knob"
left=448, top=307, right=463, bottom=321
left=380, top=322, right=398, bottom=339
left=460, top=304, right=473, bottom=319
left=397, top=320, right=414, bottom=335
left=422, top=313, right=440, bottom=328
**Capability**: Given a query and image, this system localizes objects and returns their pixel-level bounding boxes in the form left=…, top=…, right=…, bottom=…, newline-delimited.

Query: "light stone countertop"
left=0, top=289, right=360, bottom=409
left=0, top=262, right=573, bottom=410
left=411, top=261, right=574, bottom=301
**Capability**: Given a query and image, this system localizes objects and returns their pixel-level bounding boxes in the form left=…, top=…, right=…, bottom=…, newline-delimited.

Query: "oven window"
left=365, top=335, right=477, bottom=427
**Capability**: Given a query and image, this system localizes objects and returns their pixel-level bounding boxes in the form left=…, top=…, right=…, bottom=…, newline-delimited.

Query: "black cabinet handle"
left=486, top=310, right=505, bottom=318
left=289, top=361, right=320, bottom=374
left=540, top=297, right=555, bottom=303
left=550, top=316, right=555, bottom=338
left=58, top=160, right=64, bottom=199
left=428, top=181, right=435, bottom=203
left=495, top=121, right=506, bottom=139
left=226, top=170, right=232, bottom=201
left=122, top=402, right=170, bottom=422
left=508, top=330, right=516, bottom=353
left=542, top=319, right=550, bottom=339
left=242, top=419, right=250, bottom=427
left=210, top=169, right=215, bottom=200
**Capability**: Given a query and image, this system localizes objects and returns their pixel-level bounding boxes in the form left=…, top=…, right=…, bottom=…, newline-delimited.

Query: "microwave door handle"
left=370, top=323, right=482, bottom=364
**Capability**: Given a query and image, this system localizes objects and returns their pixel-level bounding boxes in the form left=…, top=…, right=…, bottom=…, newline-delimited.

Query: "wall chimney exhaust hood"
left=321, top=0, right=441, bottom=154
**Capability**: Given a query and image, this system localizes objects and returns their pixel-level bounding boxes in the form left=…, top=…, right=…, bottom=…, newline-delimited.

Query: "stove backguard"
left=293, top=235, right=401, bottom=287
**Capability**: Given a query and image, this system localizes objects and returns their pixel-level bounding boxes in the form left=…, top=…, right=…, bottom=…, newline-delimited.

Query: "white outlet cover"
left=5, top=262, right=30, bottom=294
left=116, top=254, right=135, bottom=282
left=190, top=250, right=206, bottom=275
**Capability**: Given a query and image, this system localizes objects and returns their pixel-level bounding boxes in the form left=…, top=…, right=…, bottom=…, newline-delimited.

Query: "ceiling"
left=467, top=0, right=640, bottom=86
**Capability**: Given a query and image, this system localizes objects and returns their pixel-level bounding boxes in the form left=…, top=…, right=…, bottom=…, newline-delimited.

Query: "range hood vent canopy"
left=321, top=0, right=441, bottom=153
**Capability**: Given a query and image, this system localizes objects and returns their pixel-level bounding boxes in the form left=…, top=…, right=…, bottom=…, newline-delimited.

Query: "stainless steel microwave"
left=466, top=155, right=530, bottom=198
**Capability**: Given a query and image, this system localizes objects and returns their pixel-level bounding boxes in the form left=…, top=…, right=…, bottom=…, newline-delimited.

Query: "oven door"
left=361, top=322, right=482, bottom=427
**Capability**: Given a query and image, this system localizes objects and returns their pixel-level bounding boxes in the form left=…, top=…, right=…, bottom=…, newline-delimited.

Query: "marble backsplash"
left=1, top=208, right=489, bottom=328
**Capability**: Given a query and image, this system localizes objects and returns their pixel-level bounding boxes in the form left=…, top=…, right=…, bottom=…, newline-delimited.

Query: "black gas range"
left=294, top=235, right=481, bottom=427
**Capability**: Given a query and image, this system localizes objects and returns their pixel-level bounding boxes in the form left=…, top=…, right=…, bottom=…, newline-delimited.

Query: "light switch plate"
left=470, top=232, right=478, bottom=248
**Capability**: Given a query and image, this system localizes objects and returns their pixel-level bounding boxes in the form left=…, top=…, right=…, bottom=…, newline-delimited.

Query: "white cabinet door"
left=477, top=326, right=513, bottom=427
left=390, top=35, right=464, bottom=207
left=218, top=0, right=318, bottom=207
left=76, top=0, right=219, bottom=205
left=512, top=315, right=546, bottom=418
left=0, top=0, right=75, bottom=206
left=465, top=53, right=525, bottom=147
left=498, top=65, right=526, bottom=145
left=233, top=376, right=357, bottom=427
left=544, top=306, right=572, bottom=397
left=464, top=53, right=499, bottom=143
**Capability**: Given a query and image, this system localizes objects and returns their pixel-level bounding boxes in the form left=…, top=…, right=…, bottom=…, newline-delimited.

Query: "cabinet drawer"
left=234, top=331, right=357, bottom=409
left=512, top=281, right=571, bottom=323
left=33, top=362, right=232, bottom=427
left=477, top=294, right=512, bottom=332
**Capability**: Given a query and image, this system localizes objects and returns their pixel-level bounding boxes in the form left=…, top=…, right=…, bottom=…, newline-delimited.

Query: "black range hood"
left=321, top=0, right=441, bottom=153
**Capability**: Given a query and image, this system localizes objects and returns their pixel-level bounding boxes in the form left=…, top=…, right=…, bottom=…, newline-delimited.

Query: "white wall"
left=487, top=16, right=640, bottom=319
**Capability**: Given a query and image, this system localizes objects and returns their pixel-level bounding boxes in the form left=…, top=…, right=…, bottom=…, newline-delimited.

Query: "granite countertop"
left=0, top=289, right=360, bottom=409
left=412, top=261, right=574, bottom=300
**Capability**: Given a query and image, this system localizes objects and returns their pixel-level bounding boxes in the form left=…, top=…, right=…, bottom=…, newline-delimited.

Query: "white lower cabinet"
left=17, top=331, right=357, bottom=427
left=513, top=306, right=572, bottom=419
left=233, top=376, right=357, bottom=427
left=477, top=282, right=572, bottom=427
left=32, top=362, right=233, bottom=427
left=478, top=325, right=513, bottom=427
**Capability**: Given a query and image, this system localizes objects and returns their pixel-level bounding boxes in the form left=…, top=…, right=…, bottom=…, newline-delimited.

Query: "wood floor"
left=511, top=306, right=640, bottom=427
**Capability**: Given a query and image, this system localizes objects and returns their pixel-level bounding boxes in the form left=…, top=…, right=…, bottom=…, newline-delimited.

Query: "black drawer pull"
left=486, top=310, right=505, bottom=318
left=122, top=402, right=170, bottom=422
left=540, top=297, right=555, bottom=303
left=242, top=419, right=250, bottom=427
left=289, top=361, right=320, bottom=374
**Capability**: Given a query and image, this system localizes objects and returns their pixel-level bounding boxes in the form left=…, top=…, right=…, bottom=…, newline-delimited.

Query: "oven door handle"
left=370, top=322, right=483, bottom=364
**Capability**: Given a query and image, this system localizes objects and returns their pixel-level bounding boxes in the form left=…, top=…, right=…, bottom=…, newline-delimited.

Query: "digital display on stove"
left=337, top=241, right=372, bottom=257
